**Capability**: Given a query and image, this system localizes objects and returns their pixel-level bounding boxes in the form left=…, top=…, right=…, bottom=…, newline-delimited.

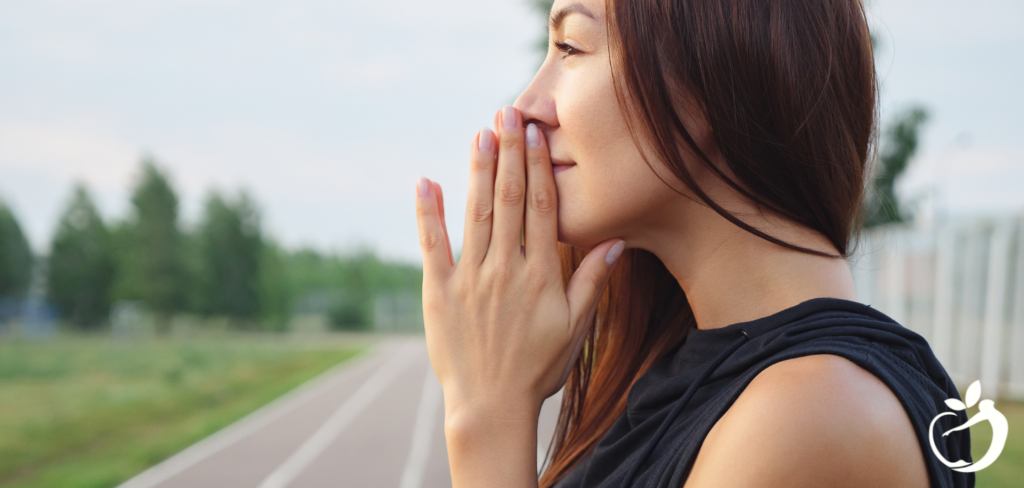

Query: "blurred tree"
left=530, top=0, right=556, bottom=74
left=196, top=191, right=262, bottom=322
left=863, top=106, right=929, bottom=228
left=258, top=240, right=291, bottom=331
left=328, top=252, right=373, bottom=331
left=121, top=158, right=185, bottom=327
left=0, top=200, right=33, bottom=301
left=284, top=247, right=422, bottom=331
left=178, top=229, right=205, bottom=316
left=532, top=0, right=555, bottom=55
left=47, top=184, right=115, bottom=328
left=286, top=248, right=421, bottom=296
left=109, top=221, right=141, bottom=302
left=328, top=298, right=371, bottom=330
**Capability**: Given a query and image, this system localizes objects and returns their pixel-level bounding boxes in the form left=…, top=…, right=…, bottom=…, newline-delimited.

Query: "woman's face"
left=513, top=0, right=685, bottom=250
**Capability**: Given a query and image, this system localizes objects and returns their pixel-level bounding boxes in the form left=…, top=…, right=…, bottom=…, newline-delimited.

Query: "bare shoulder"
left=683, top=354, right=929, bottom=488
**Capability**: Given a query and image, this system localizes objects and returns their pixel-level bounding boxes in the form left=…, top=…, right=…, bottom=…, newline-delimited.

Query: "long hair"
left=539, top=0, right=877, bottom=485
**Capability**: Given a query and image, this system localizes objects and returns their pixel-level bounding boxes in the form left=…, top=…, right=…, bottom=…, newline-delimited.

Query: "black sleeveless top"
left=553, top=298, right=974, bottom=488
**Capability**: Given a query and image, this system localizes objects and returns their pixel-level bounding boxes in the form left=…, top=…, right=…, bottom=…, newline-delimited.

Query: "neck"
left=644, top=205, right=857, bottom=331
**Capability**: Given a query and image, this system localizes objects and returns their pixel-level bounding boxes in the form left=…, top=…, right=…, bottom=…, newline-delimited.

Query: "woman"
left=413, top=0, right=973, bottom=486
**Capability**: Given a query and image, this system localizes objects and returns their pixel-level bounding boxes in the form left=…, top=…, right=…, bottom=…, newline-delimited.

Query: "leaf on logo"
left=965, top=381, right=981, bottom=408
left=945, top=399, right=967, bottom=411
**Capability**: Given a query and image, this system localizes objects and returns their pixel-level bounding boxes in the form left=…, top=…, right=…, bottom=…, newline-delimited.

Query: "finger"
left=557, top=240, right=623, bottom=392
left=565, top=239, right=625, bottom=329
left=490, top=105, right=527, bottom=259
left=432, top=180, right=454, bottom=266
left=523, top=123, right=558, bottom=267
left=415, top=177, right=454, bottom=280
left=461, top=128, right=496, bottom=266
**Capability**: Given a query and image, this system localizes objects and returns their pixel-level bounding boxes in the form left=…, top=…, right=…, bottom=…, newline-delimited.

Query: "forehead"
left=550, top=0, right=606, bottom=26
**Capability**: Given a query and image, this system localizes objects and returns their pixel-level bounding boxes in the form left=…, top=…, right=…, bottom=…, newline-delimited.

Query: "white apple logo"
left=929, top=380, right=1008, bottom=473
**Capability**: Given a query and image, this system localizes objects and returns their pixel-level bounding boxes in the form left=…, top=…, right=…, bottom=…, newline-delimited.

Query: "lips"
left=551, top=157, right=576, bottom=167
left=551, top=158, right=576, bottom=175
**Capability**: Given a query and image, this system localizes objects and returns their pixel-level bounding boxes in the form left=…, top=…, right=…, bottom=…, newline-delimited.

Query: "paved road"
left=118, top=338, right=562, bottom=488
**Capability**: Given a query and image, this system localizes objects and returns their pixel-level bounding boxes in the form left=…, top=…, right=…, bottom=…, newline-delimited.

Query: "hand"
left=414, top=105, right=625, bottom=424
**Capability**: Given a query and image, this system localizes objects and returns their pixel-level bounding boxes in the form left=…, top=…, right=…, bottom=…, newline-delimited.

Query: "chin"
left=555, top=208, right=607, bottom=251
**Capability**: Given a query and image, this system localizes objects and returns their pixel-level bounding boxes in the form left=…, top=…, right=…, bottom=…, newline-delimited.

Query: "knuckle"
left=529, top=187, right=557, bottom=214
left=419, top=230, right=444, bottom=253
left=526, top=152, right=548, bottom=168
left=452, top=281, right=471, bottom=301
left=497, top=180, right=525, bottom=206
left=484, top=261, right=514, bottom=285
left=524, top=267, right=550, bottom=289
left=422, top=288, right=446, bottom=311
left=470, top=155, right=493, bottom=172
left=468, top=201, right=492, bottom=223
left=415, top=201, right=435, bottom=219
left=499, top=134, right=523, bottom=150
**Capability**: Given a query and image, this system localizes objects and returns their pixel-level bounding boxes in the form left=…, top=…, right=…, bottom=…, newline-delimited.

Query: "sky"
left=0, top=0, right=1021, bottom=264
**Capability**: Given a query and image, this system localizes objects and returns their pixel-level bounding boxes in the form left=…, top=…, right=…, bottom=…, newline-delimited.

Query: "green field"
left=0, top=335, right=368, bottom=488
left=971, top=398, right=1024, bottom=487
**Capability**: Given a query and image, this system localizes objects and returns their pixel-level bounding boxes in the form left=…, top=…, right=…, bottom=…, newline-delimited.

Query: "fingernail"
left=526, top=123, right=540, bottom=148
left=479, top=128, right=494, bottom=153
left=502, top=105, right=518, bottom=131
left=605, top=240, right=625, bottom=265
left=417, top=177, right=431, bottom=199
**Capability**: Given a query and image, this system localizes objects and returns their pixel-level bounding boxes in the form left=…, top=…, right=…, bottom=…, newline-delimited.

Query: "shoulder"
left=683, top=354, right=929, bottom=488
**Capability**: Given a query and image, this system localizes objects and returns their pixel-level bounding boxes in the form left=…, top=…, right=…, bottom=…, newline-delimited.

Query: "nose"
left=513, top=63, right=558, bottom=130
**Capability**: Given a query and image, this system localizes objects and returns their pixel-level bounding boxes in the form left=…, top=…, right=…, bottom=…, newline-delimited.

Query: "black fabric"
left=553, top=298, right=974, bottom=488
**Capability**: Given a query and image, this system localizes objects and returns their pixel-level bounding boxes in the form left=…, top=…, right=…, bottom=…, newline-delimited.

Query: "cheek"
left=554, top=115, right=672, bottom=247
left=555, top=156, right=669, bottom=247
left=550, top=58, right=674, bottom=247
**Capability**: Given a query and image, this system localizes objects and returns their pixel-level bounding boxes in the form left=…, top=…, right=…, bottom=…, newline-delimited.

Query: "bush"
left=328, top=298, right=372, bottom=331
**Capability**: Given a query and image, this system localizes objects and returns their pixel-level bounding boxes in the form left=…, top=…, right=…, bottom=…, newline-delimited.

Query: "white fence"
left=851, top=215, right=1024, bottom=400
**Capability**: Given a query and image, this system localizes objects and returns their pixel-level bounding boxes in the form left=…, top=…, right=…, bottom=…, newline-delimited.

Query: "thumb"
left=565, top=239, right=625, bottom=324
left=555, top=239, right=625, bottom=391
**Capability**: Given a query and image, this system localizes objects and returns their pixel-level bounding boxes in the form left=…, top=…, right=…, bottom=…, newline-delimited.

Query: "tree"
left=47, top=184, right=115, bottom=328
left=196, top=191, right=262, bottom=322
left=284, top=247, right=423, bottom=331
left=327, top=252, right=373, bottom=330
left=0, top=200, right=33, bottom=301
left=258, top=239, right=291, bottom=331
left=532, top=0, right=555, bottom=62
left=124, top=158, right=185, bottom=324
left=863, top=107, right=929, bottom=228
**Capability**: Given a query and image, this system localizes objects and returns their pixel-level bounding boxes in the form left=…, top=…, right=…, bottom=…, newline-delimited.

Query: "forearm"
left=443, top=395, right=542, bottom=488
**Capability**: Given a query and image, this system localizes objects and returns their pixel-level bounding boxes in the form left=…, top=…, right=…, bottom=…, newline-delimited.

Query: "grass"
left=0, top=334, right=369, bottom=488
left=971, top=398, right=1024, bottom=488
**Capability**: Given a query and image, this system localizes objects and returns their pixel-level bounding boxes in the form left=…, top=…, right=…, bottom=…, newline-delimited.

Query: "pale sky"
left=0, top=0, right=1021, bottom=264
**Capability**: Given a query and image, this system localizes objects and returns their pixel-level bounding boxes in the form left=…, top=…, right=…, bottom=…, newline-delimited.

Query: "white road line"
left=258, top=342, right=420, bottom=488
left=399, top=369, right=443, bottom=488
left=117, top=342, right=390, bottom=488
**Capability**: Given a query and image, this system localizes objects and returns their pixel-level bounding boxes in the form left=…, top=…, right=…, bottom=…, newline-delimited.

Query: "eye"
left=553, top=41, right=582, bottom=57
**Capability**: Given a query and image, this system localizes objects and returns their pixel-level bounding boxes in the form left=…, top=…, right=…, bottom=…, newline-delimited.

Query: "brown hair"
left=539, top=0, right=877, bottom=485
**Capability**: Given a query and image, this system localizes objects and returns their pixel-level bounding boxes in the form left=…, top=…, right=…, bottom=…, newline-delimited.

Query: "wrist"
left=443, top=393, right=542, bottom=488
left=443, top=392, right=542, bottom=440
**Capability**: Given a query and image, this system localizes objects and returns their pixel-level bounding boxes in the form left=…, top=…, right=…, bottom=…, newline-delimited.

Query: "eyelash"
left=554, top=41, right=581, bottom=57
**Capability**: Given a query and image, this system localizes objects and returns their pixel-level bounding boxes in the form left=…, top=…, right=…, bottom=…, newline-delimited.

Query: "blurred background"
left=0, top=0, right=1021, bottom=487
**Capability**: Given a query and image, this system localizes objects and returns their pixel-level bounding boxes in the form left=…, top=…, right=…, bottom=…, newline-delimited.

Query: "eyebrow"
left=549, top=3, right=597, bottom=30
